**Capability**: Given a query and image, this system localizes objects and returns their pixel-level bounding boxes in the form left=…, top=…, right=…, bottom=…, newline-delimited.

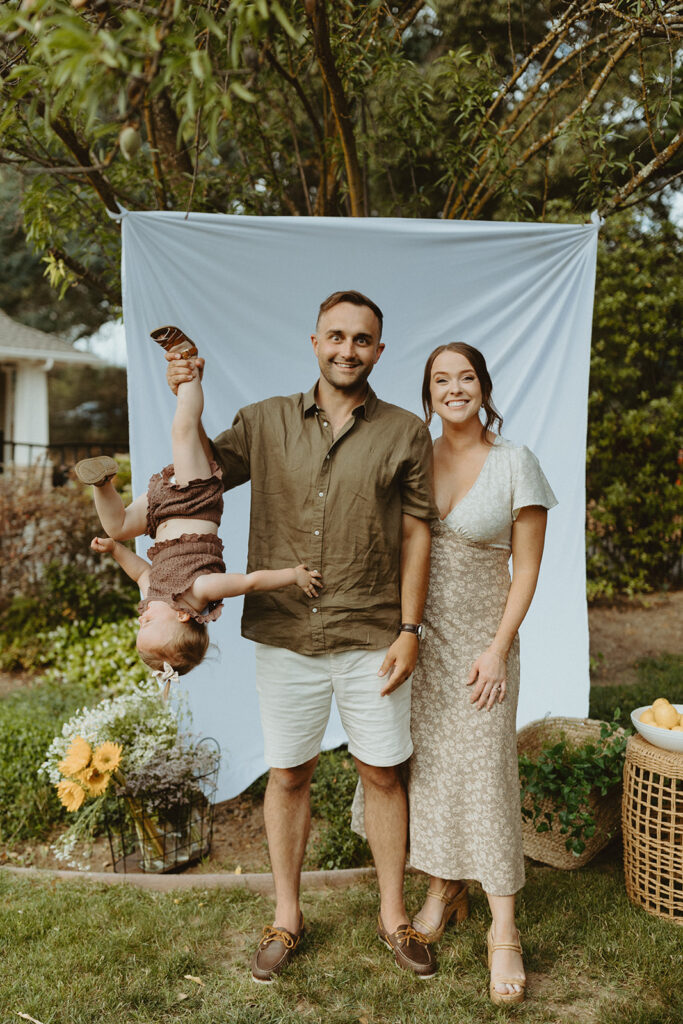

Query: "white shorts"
left=254, top=644, right=413, bottom=770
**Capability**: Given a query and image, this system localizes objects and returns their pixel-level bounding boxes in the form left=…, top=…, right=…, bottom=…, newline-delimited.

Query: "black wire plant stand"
left=106, top=738, right=220, bottom=873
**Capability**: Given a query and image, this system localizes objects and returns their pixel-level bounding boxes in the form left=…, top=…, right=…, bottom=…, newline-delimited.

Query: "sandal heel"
left=412, top=882, right=469, bottom=943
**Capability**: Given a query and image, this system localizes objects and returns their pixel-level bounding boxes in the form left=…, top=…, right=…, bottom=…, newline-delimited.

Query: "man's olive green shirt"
left=211, top=384, right=436, bottom=655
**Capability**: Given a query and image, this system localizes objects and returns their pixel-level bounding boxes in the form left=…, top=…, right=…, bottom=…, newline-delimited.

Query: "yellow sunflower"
left=77, top=765, right=112, bottom=797
left=57, top=778, right=87, bottom=812
left=91, top=742, right=123, bottom=774
left=58, top=736, right=92, bottom=777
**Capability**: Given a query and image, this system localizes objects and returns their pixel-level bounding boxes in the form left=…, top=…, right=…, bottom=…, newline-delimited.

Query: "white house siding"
left=13, top=363, right=49, bottom=466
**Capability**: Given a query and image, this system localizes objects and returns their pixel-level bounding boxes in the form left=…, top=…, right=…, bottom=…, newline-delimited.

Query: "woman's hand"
left=467, top=648, right=507, bottom=711
left=91, top=536, right=115, bottom=554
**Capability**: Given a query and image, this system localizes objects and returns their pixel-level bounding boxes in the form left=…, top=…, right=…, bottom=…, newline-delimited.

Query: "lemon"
left=652, top=697, right=671, bottom=709
left=653, top=703, right=679, bottom=729
left=670, top=725, right=683, bottom=732
left=640, top=709, right=656, bottom=724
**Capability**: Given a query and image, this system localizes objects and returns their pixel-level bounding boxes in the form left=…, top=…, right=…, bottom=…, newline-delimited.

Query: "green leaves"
left=587, top=211, right=683, bottom=598
left=519, top=714, right=628, bottom=857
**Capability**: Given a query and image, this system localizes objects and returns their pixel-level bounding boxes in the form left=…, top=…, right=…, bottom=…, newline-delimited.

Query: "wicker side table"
left=622, top=734, right=683, bottom=923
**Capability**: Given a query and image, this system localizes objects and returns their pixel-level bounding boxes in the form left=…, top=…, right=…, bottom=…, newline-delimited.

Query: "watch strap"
left=399, top=623, right=424, bottom=639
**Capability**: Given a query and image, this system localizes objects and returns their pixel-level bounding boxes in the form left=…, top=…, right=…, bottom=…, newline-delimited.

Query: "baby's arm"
left=91, top=537, right=151, bottom=595
left=192, top=565, right=322, bottom=603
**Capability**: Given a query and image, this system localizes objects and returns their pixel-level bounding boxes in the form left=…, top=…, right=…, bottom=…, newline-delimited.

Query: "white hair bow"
left=152, top=661, right=179, bottom=702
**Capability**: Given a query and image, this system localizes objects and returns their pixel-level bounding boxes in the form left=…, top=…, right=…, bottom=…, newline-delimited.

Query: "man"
left=166, top=291, right=437, bottom=981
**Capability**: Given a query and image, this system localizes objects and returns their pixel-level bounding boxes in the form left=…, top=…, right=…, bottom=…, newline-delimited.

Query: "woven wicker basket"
left=622, top=734, right=683, bottom=923
left=517, top=717, right=624, bottom=870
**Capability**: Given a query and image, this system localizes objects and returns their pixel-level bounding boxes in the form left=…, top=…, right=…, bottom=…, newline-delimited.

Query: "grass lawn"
left=1, top=854, right=680, bottom=1024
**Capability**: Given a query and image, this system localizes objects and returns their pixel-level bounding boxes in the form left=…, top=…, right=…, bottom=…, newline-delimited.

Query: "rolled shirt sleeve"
left=399, top=423, right=438, bottom=521
left=210, top=407, right=252, bottom=490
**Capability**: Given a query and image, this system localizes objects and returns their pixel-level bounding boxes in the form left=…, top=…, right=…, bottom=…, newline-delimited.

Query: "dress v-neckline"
left=438, top=438, right=498, bottom=522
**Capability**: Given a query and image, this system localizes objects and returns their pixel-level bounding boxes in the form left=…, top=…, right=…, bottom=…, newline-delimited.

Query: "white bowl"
left=631, top=705, right=683, bottom=753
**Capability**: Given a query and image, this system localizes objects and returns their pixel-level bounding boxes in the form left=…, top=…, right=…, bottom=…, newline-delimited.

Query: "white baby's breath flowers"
left=41, top=678, right=188, bottom=785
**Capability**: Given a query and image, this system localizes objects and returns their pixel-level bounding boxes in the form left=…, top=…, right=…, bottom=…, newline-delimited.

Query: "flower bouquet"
left=42, top=679, right=220, bottom=872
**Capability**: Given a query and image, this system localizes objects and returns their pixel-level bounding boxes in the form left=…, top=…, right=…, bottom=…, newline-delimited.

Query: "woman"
left=409, top=342, right=557, bottom=1006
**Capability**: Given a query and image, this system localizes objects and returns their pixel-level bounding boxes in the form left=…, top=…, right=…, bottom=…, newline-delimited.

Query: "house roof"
left=0, top=307, right=102, bottom=365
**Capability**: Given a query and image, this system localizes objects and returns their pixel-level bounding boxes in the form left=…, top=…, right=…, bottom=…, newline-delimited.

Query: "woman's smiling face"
left=430, top=350, right=483, bottom=426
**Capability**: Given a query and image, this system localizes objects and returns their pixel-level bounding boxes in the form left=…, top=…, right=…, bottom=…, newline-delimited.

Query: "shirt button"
left=323, top=421, right=328, bottom=427
left=312, top=607, right=318, bottom=613
left=325, top=454, right=330, bottom=460
left=314, top=530, right=320, bottom=536
left=318, top=491, right=324, bottom=497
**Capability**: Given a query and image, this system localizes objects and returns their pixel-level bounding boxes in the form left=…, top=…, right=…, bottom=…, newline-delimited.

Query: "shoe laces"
left=259, top=925, right=297, bottom=949
left=394, top=924, right=429, bottom=948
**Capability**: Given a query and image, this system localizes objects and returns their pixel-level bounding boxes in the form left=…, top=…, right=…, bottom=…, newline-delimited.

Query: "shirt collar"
left=303, top=382, right=378, bottom=421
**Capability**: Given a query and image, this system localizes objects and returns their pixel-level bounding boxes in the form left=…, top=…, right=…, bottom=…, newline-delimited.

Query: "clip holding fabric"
left=106, top=202, right=129, bottom=222
left=590, top=209, right=605, bottom=227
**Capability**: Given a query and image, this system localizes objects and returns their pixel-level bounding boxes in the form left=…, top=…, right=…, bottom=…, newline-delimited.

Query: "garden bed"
left=1, top=594, right=681, bottom=877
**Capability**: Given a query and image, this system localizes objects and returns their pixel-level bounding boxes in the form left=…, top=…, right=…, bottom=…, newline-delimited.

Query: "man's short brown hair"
left=317, top=290, right=384, bottom=338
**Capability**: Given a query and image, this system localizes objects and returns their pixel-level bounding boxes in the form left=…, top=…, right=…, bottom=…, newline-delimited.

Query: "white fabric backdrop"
left=120, top=213, right=598, bottom=801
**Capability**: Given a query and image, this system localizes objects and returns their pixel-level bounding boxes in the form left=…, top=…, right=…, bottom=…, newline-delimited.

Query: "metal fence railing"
left=0, top=440, right=129, bottom=486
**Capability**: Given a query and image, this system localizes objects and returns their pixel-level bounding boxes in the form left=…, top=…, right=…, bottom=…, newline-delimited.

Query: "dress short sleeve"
left=511, top=445, right=558, bottom=520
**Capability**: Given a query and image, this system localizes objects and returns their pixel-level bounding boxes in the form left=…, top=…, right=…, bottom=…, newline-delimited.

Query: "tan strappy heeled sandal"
left=411, top=881, right=469, bottom=943
left=150, top=325, right=198, bottom=358
left=487, top=925, right=526, bottom=1006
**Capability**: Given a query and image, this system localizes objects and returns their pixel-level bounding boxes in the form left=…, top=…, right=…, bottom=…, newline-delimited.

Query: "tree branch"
left=47, top=247, right=120, bottom=305
left=450, top=30, right=640, bottom=219
left=306, top=0, right=363, bottom=216
left=42, top=109, right=122, bottom=214
left=598, top=128, right=683, bottom=216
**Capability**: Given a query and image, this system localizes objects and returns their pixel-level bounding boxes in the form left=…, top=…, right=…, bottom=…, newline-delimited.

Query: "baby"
left=77, top=326, right=321, bottom=675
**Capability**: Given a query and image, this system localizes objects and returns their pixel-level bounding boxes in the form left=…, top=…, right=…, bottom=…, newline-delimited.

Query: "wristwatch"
left=399, top=623, right=425, bottom=640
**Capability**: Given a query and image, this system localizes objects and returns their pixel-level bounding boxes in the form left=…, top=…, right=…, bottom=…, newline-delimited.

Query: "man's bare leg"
left=353, top=759, right=409, bottom=931
left=263, top=755, right=318, bottom=932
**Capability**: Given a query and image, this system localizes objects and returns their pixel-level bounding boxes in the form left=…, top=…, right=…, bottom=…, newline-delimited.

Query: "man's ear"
left=176, top=610, right=191, bottom=622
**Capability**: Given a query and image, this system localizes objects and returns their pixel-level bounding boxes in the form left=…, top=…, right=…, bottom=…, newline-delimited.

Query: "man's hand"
left=165, top=352, right=204, bottom=395
left=91, top=536, right=115, bottom=554
left=378, top=631, right=419, bottom=696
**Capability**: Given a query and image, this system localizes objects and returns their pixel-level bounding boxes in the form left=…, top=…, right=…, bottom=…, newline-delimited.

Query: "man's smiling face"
left=311, top=301, right=384, bottom=394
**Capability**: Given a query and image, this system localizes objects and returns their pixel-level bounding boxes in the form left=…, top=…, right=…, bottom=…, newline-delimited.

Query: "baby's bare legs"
left=172, top=364, right=211, bottom=486
left=92, top=487, right=148, bottom=541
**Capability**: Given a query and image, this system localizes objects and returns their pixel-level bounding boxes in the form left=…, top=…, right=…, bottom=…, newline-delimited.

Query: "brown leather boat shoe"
left=377, top=914, right=437, bottom=979
left=251, top=913, right=304, bottom=984
left=150, top=325, right=198, bottom=358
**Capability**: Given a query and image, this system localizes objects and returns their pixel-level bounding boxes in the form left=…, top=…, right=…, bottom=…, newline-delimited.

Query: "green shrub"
left=309, top=749, right=371, bottom=870
left=0, top=678, right=93, bottom=842
left=0, top=473, right=138, bottom=670
left=0, top=565, right=138, bottom=671
left=38, top=618, right=149, bottom=697
left=588, top=213, right=683, bottom=597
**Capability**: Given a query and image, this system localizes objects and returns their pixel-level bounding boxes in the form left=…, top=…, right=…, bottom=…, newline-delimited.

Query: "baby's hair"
left=138, top=618, right=210, bottom=676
